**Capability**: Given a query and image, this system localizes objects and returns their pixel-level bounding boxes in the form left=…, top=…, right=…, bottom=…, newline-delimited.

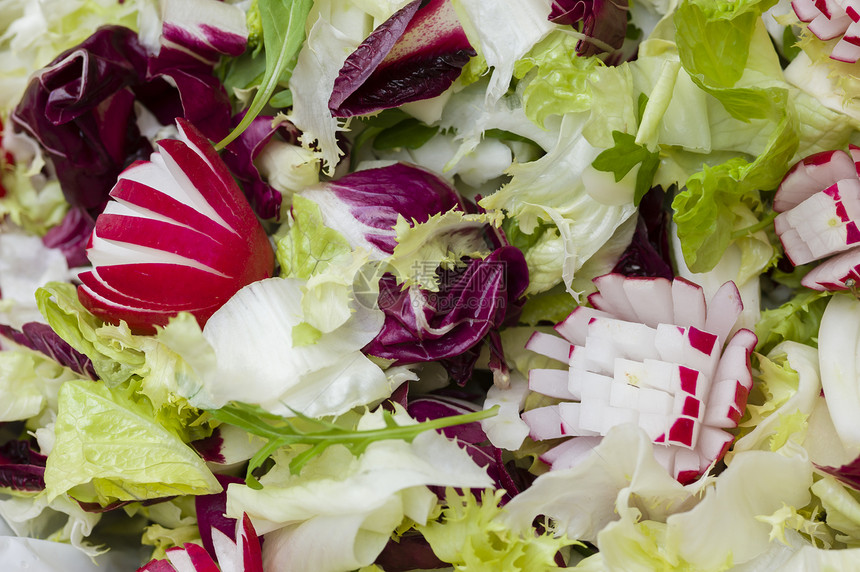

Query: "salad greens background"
left=3, top=0, right=860, bottom=570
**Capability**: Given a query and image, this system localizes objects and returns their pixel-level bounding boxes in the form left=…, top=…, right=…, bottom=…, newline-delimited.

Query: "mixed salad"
left=5, top=0, right=860, bottom=569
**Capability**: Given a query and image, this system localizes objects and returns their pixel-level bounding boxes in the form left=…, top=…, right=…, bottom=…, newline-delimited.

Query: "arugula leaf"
left=215, top=0, right=313, bottom=150
left=591, top=131, right=660, bottom=206
left=276, top=195, right=352, bottom=279
left=208, top=402, right=499, bottom=487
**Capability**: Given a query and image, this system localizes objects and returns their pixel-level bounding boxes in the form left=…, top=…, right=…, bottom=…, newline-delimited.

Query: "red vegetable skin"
left=78, top=118, right=274, bottom=334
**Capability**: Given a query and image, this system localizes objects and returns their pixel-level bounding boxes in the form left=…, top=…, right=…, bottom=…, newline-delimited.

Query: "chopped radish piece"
left=704, top=281, right=744, bottom=343
left=529, top=368, right=578, bottom=400
left=773, top=146, right=860, bottom=284
left=801, top=247, right=860, bottom=290
left=554, top=306, right=613, bottom=346
left=774, top=149, right=857, bottom=212
left=589, top=273, right=639, bottom=322
left=671, top=277, right=707, bottom=330
left=521, top=274, right=749, bottom=483
left=621, top=276, right=674, bottom=327
left=522, top=405, right=576, bottom=440
left=525, top=331, right=572, bottom=363
left=791, top=0, right=860, bottom=62
left=540, top=436, right=602, bottom=470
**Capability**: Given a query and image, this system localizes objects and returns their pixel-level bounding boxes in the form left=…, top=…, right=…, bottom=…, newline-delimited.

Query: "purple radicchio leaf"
left=549, top=0, right=629, bottom=58
left=375, top=532, right=448, bottom=571
left=42, top=206, right=95, bottom=268
left=11, top=24, right=238, bottom=215
left=300, top=162, right=464, bottom=258
left=196, top=474, right=246, bottom=562
left=0, top=438, right=47, bottom=492
left=611, top=186, right=674, bottom=279
left=221, top=114, right=301, bottom=220
left=10, top=26, right=153, bottom=212
left=364, top=246, right=528, bottom=384
left=0, top=322, right=97, bottom=379
left=329, top=0, right=476, bottom=117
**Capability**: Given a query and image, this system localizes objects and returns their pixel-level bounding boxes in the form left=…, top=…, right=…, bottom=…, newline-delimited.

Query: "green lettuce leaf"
left=276, top=194, right=352, bottom=280
left=35, top=283, right=146, bottom=386
left=388, top=210, right=500, bottom=291
left=44, top=380, right=221, bottom=505
left=755, top=290, right=831, bottom=354
left=418, top=488, right=577, bottom=570
left=592, top=131, right=660, bottom=206
left=513, top=31, right=600, bottom=128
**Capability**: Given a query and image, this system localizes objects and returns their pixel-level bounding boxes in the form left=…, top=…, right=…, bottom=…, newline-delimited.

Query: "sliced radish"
left=801, top=246, right=860, bottom=290
left=554, top=305, right=613, bottom=346
left=792, top=0, right=822, bottom=21
left=78, top=119, right=274, bottom=334
left=522, top=273, right=749, bottom=483
left=775, top=178, right=860, bottom=266
left=529, top=368, right=578, bottom=400
left=525, top=331, right=572, bottom=363
left=539, top=436, right=602, bottom=470
left=589, top=273, right=639, bottom=322
left=671, top=277, right=707, bottom=330
left=704, top=281, right=744, bottom=343
left=522, top=405, right=576, bottom=440
left=773, top=149, right=857, bottom=212
left=621, top=276, right=674, bottom=327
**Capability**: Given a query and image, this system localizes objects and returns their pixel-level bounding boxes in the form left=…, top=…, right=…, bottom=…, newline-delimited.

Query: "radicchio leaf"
left=221, top=114, right=301, bottom=220
left=300, top=162, right=465, bottom=258
left=195, top=474, right=246, bottom=562
left=11, top=22, right=238, bottom=214
left=0, top=322, right=97, bottom=379
left=0, top=439, right=47, bottom=493
left=11, top=26, right=152, bottom=211
left=329, top=0, right=476, bottom=117
left=611, top=188, right=673, bottom=279
left=407, top=392, right=526, bottom=502
left=42, top=207, right=96, bottom=269
left=549, top=0, right=629, bottom=57
left=364, top=246, right=528, bottom=384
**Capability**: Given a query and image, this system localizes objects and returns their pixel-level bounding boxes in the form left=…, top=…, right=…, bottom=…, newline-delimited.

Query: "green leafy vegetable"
left=208, top=402, right=499, bottom=487
left=513, top=31, right=599, bottom=128
left=592, top=130, right=660, bottom=206
left=215, top=0, right=313, bottom=150
left=276, top=195, right=352, bottom=279
left=44, top=380, right=220, bottom=505
left=372, top=118, right=440, bottom=150
left=417, top=488, right=578, bottom=570
left=755, top=290, right=831, bottom=354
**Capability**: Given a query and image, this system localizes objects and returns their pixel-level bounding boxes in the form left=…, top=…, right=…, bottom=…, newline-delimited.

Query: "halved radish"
left=520, top=273, right=754, bottom=483
left=77, top=119, right=274, bottom=334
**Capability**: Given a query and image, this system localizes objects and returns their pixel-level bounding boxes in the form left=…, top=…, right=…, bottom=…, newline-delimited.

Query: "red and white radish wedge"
left=801, top=247, right=860, bottom=290
left=792, top=0, right=860, bottom=61
left=138, top=513, right=263, bottom=572
left=77, top=119, right=274, bottom=334
left=775, top=178, right=860, bottom=268
left=521, top=273, right=755, bottom=483
left=774, top=149, right=857, bottom=212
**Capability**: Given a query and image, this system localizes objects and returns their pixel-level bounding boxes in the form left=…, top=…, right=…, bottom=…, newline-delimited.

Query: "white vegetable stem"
left=818, top=293, right=860, bottom=448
